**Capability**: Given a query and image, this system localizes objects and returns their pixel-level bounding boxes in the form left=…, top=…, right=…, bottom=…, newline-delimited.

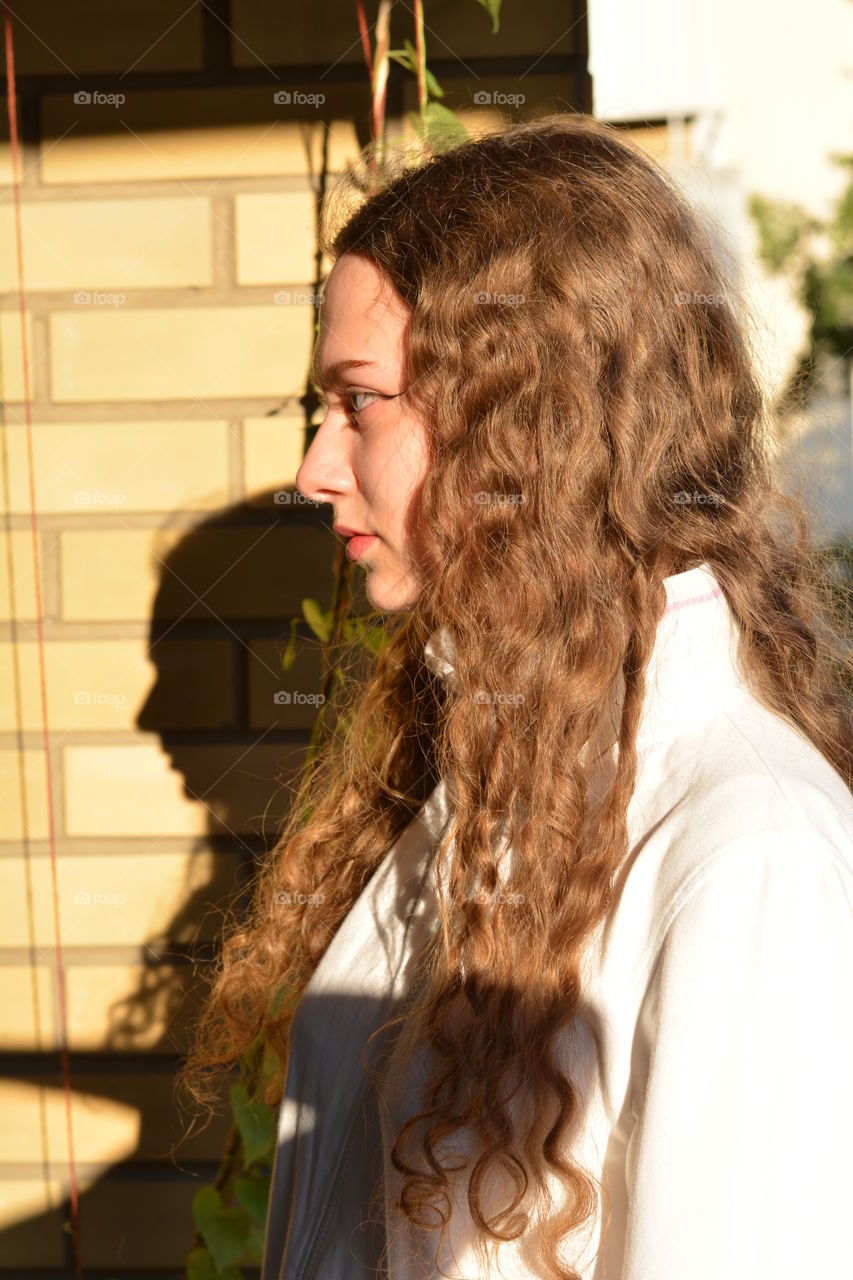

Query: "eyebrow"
left=311, top=356, right=377, bottom=392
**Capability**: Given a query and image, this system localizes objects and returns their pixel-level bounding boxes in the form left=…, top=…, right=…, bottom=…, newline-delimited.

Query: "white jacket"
left=261, top=563, right=853, bottom=1279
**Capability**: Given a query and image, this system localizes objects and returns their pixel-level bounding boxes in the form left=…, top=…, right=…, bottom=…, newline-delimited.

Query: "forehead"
left=314, top=254, right=410, bottom=382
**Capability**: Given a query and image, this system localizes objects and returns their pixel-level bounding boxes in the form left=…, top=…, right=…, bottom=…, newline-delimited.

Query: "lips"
left=333, top=524, right=371, bottom=537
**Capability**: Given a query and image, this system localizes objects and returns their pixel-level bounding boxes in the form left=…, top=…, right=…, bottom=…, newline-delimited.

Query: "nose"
left=295, top=415, right=354, bottom=505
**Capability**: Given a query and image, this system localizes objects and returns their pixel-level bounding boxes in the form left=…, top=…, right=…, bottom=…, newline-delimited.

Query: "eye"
left=312, top=386, right=389, bottom=428
left=343, top=390, right=381, bottom=422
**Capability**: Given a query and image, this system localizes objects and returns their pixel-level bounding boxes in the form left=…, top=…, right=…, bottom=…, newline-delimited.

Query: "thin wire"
left=1, top=7, right=83, bottom=1276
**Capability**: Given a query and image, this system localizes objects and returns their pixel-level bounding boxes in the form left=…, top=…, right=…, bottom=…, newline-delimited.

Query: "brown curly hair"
left=178, top=112, right=853, bottom=1279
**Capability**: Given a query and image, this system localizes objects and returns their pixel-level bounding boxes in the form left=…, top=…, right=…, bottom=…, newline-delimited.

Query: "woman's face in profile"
left=296, top=252, right=431, bottom=612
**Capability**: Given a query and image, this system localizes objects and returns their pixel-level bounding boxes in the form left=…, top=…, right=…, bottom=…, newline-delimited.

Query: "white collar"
left=423, top=563, right=746, bottom=761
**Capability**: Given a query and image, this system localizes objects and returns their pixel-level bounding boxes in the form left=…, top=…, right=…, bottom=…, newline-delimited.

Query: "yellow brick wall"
left=0, top=1, right=590, bottom=1273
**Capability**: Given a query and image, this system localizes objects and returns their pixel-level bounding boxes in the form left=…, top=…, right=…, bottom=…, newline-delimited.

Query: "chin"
left=365, top=571, right=418, bottom=612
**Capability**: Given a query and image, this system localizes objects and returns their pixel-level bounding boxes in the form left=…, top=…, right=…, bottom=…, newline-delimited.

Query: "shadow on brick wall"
left=0, top=490, right=361, bottom=1279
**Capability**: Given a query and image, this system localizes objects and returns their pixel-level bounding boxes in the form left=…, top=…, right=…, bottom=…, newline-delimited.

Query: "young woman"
left=180, top=114, right=853, bottom=1280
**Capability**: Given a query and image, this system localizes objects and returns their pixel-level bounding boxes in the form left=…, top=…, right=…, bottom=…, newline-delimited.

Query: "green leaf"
left=360, top=624, right=390, bottom=657
left=234, top=1171, right=272, bottom=1226
left=187, top=1248, right=243, bottom=1280
left=387, top=49, right=415, bottom=73
left=246, top=1221, right=267, bottom=1262
left=186, top=1247, right=218, bottom=1280
left=476, top=0, right=502, bottom=34
left=409, top=102, right=469, bottom=154
left=280, top=617, right=301, bottom=671
left=424, top=66, right=445, bottom=99
left=388, top=39, right=443, bottom=98
left=192, top=1187, right=251, bottom=1271
left=302, top=597, right=332, bottom=643
left=230, top=1082, right=276, bottom=1167
left=747, top=192, right=813, bottom=275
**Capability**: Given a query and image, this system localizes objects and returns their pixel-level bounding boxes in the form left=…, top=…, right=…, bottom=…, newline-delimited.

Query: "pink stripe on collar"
left=663, top=584, right=723, bottom=616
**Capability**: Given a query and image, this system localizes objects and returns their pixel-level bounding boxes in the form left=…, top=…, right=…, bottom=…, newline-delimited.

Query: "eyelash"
left=344, top=390, right=380, bottom=420
left=316, top=389, right=382, bottom=425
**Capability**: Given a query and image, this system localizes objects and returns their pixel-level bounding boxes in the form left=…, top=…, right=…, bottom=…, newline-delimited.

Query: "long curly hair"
left=178, top=113, right=853, bottom=1278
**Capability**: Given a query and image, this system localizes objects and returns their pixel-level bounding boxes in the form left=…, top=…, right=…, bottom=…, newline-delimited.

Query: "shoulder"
left=630, top=690, right=853, bottom=889
left=600, top=693, right=853, bottom=992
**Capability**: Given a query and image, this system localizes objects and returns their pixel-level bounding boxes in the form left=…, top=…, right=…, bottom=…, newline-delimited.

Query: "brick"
left=0, top=749, right=50, bottom=841
left=0, top=1078, right=140, bottom=1168
left=41, top=86, right=363, bottom=184
left=0, top=1175, right=64, bottom=1267
left=0, top=529, right=42, bottom=621
left=49, top=304, right=311, bottom=402
left=234, top=190, right=318, bottom=284
left=62, top=745, right=214, bottom=840
left=60, top=525, right=180, bottom=621
left=137, top=638, right=235, bottom=731
left=1, top=638, right=149, bottom=732
left=60, top=524, right=335, bottom=621
left=3, top=0, right=202, bottom=76
left=0, top=965, right=55, bottom=1049
left=2, top=419, right=231, bottom=515
left=1, top=637, right=232, bottom=733
left=65, top=961, right=192, bottom=1051
left=80, top=1179, right=200, bottom=1268
left=243, top=412, right=305, bottom=499
left=0, top=310, right=36, bottom=403
left=0, top=197, right=213, bottom=292
left=248, top=636, right=327, bottom=731
left=80, top=1072, right=232, bottom=1162
left=63, top=742, right=305, bottom=838
left=0, top=849, right=241, bottom=947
